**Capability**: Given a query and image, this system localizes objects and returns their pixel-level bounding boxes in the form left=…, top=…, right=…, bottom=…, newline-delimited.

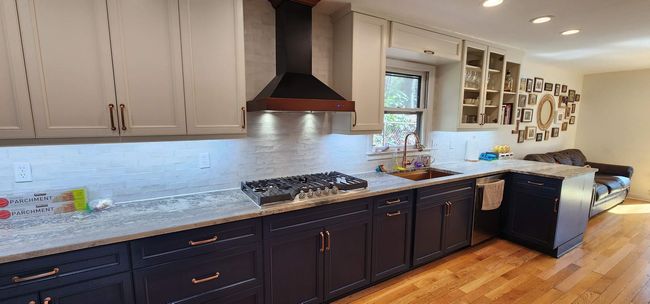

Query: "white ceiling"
left=318, top=0, right=650, bottom=75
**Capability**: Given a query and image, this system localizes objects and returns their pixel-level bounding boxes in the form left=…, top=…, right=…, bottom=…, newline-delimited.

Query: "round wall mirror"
left=537, top=94, right=556, bottom=131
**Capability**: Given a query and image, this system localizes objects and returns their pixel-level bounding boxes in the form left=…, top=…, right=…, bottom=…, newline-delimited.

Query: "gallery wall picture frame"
left=568, top=89, right=576, bottom=102
left=552, top=127, right=560, bottom=137
left=544, top=82, right=553, bottom=91
left=562, top=122, right=568, bottom=131
left=522, top=108, right=534, bottom=122
left=518, top=130, right=526, bottom=143
left=569, top=116, right=576, bottom=124
left=571, top=103, right=576, bottom=113
left=575, top=94, right=581, bottom=102
left=558, top=96, right=567, bottom=108
left=565, top=107, right=571, bottom=118
left=518, top=94, right=527, bottom=107
left=516, top=109, right=522, bottom=120
left=544, top=130, right=550, bottom=140
left=526, top=78, right=534, bottom=92
left=536, top=133, right=543, bottom=141
left=528, top=94, right=538, bottom=105
left=562, top=84, right=568, bottom=93
left=519, top=78, right=527, bottom=91
left=554, top=84, right=561, bottom=96
left=526, top=126, right=537, bottom=140
left=556, top=112, right=563, bottom=123
left=533, top=77, right=544, bottom=92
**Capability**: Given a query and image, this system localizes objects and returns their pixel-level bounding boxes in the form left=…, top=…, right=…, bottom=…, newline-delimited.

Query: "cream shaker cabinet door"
left=18, top=0, right=119, bottom=138
left=107, top=0, right=186, bottom=136
left=0, top=0, right=34, bottom=139
left=351, top=13, right=387, bottom=132
left=179, top=0, right=247, bottom=135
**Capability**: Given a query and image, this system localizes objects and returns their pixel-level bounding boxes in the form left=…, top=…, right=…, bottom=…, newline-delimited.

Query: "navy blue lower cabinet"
left=371, top=191, right=413, bottom=282
left=38, top=272, right=134, bottom=304
left=2, top=293, right=39, bottom=304
left=133, top=243, right=263, bottom=304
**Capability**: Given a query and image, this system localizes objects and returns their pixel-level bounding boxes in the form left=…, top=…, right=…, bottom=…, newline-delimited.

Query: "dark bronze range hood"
left=246, top=0, right=355, bottom=112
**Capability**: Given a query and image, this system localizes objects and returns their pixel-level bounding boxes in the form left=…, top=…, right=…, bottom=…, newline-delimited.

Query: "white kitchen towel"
left=481, top=179, right=505, bottom=211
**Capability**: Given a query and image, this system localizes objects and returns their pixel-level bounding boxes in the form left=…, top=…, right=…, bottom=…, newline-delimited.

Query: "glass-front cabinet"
left=459, top=41, right=506, bottom=129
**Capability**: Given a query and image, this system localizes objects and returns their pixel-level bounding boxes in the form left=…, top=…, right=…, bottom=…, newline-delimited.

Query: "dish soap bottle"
left=504, top=70, right=513, bottom=92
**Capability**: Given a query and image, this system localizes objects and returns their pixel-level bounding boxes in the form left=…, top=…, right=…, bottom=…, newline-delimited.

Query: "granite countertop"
left=0, top=159, right=596, bottom=264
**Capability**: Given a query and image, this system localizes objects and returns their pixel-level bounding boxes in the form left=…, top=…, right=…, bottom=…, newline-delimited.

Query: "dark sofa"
left=524, top=149, right=633, bottom=217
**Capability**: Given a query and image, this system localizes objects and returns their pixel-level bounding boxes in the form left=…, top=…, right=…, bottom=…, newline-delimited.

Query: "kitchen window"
left=372, top=63, right=431, bottom=151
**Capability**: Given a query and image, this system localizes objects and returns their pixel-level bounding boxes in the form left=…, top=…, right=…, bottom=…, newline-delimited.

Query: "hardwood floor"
left=335, top=199, right=650, bottom=304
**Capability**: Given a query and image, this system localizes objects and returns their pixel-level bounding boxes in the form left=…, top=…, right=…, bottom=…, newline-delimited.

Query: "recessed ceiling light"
left=482, top=0, right=503, bottom=7
left=561, top=29, right=581, bottom=36
left=530, top=16, right=553, bottom=24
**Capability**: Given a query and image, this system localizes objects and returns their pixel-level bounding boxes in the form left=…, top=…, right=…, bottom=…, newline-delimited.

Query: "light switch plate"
left=199, top=153, right=211, bottom=169
left=14, top=162, right=32, bottom=183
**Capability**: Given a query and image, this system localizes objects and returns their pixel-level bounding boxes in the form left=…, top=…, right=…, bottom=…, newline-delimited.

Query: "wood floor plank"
left=334, top=200, right=650, bottom=304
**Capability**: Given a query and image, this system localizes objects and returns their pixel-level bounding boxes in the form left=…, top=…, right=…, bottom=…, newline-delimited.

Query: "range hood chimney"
left=246, top=0, right=355, bottom=112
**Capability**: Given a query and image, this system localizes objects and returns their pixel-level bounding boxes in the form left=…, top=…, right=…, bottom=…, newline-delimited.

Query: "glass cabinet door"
left=460, top=43, right=487, bottom=128
left=482, top=49, right=505, bottom=127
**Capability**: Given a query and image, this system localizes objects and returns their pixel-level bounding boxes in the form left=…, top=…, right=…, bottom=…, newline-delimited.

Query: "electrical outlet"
left=14, top=162, right=32, bottom=183
left=198, top=153, right=211, bottom=169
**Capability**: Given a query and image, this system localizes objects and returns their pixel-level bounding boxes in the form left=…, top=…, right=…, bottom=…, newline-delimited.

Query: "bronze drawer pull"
left=352, top=110, right=357, bottom=127
left=527, top=181, right=545, bottom=186
left=12, top=268, right=59, bottom=283
left=319, top=231, right=325, bottom=252
left=188, top=236, right=218, bottom=246
left=43, top=297, right=52, bottom=304
left=423, top=50, right=435, bottom=55
left=192, top=272, right=220, bottom=284
left=28, top=301, right=36, bottom=304
left=386, top=211, right=401, bottom=217
left=554, top=198, right=559, bottom=213
left=325, top=230, right=331, bottom=251
left=119, top=104, right=127, bottom=131
left=385, top=199, right=401, bottom=205
left=241, top=107, right=246, bottom=129
left=108, top=104, right=117, bottom=131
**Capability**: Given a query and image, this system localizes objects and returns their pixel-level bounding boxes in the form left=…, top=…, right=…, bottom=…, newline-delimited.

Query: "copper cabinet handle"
left=12, top=268, right=59, bottom=283
left=352, top=110, right=357, bottom=127
left=554, top=198, right=559, bottom=213
left=43, top=297, right=52, bottom=304
left=385, top=199, right=401, bottom=205
left=191, top=272, right=220, bottom=284
left=445, top=202, right=451, bottom=216
left=527, top=181, right=545, bottom=186
left=319, top=231, right=325, bottom=252
left=386, top=211, right=401, bottom=217
left=108, top=104, right=117, bottom=131
left=423, top=50, right=435, bottom=55
left=448, top=202, right=452, bottom=216
left=241, top=107, right=246, bottom=129
left=188, top=236, right=218, bottom=246
left=325, top=230, right=331, bottom=251
left=119, top=104, right=127, bottom=131
left=28, top=301, right=36, bottom=304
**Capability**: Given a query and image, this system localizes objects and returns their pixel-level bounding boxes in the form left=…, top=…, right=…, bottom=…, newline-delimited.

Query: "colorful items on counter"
left=479, top=152, right=499, bottom=161
left=0, top=188, right=88, bottom=221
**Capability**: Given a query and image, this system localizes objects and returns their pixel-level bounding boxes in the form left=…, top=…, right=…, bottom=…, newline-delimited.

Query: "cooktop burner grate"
left=241, top=171, right=368, bottom=205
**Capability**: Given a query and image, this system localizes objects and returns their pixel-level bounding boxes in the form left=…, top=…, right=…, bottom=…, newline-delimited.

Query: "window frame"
left=369, top=59, right=435, bottom=155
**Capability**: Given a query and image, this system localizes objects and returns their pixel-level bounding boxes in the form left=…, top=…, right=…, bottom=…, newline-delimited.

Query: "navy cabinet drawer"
left=373, top=191, right=412, bottom=212
left=417, top=180, right=475, bottom=204
left=1, top=293, right=38, bottom=304
left=0, top=244, right=130, bottom=299
left=133, top=243, right=263, bottom=304
left=40, top=272, right=134, bottom=304
left=263, top=198, right=371, bottom=238
left=510, top=174, right=561, bottom=197
left=130, top=219, right=261, bottom=268
left=177, top=286, right=263, bottom=304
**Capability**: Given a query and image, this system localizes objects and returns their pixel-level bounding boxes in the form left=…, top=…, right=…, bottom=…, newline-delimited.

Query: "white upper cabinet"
left=388, top=22, right=462, bottom=64
left=333, top=12, right=388, bottom=134
left=0, top=0, right=34, bottom=139
left=18, top=0, right=118, bottom=138
left=107, top=0, right=186, bottom=136
left=179, top=0, right=247, bottom=135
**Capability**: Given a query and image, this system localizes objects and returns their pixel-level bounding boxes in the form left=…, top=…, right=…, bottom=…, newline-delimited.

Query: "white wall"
left=0, top=0, right=584, bottom=203
left=432, top=58, right=584, bottom=162
left=576, top=69, right=650, bottom=201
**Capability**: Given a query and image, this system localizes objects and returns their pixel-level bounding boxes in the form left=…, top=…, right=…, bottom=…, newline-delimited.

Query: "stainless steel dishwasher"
left=471, top=174, right=505, bottom=245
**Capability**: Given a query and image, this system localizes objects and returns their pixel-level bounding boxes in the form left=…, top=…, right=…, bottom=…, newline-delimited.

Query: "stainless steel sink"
left=390, top=168, right=459, bottom=181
